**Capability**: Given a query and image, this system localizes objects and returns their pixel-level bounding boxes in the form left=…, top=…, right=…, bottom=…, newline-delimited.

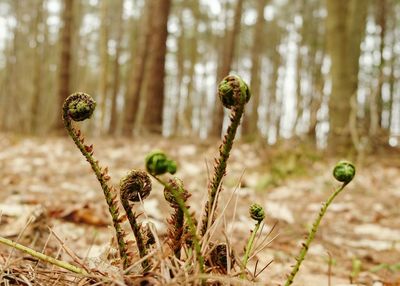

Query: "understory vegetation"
left=0, top=75, right=356, bottom=285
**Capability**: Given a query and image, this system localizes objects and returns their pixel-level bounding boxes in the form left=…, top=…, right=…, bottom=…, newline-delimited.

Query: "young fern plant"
left=145, top=151, right=205, bottom=274
left=0, top=81, right=360, bottom=285
left=62, top=92, right=130, bottom=268
left=201, top=75, right=251, bottom=236
left=241, top=203, right=265, bottom=278
left=119, top=169, right=153, bottom=270
left=163, top=177, right=190, bottom=259
left=284, top=161, right=356, bottom=286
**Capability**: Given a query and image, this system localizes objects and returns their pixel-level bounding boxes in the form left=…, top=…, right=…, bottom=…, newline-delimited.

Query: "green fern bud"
left=249, top=203, right=265, bottom=222
left=145, top=150, right=177, bottom=176
left=333, top=161, right=355, bottom=183
left=218, top=75, right=251, bottom=109
left=64, top=92, right=96, bottom=122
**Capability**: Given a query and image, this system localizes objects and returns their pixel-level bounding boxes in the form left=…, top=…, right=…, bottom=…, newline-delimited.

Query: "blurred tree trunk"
left=305, top=0, right=325, bottom=144
left=292, top=44, right=303, bottom=135
left=326, top=0, right=367, bottom=154
left=292, top=0, right=309, bottom=136
left=30, top=0, right=45, bottom=134
left=369, top=0, right=387, bottom=139
left=71, top=0, right=84, bottom=91
left=210, top=0, right=244, bottom=138
left=99, top=0, right=110, bottom=132
left=376, top=0, right=386, bottom=130
left=268, top=54, right=281, bottom=142
left=122, top=1, right=154, bottom=136
left=265, top=19, right=282, bottom=143
left=141, top=0, right=172, bottom=134
left=108, top=0, right=123, bottom=135
left=387, top=20, right=396, bottom=131
left=242, top=0, right=267, bottom=139
left=179, top=0, right=201, bottom=137
left=307, top=53, right=324, bottom=142
left=1, top=1, right=21, bottom=131
left=173, top=12, right=185, bottom=136
left=55, top=0, right=74, bottom=131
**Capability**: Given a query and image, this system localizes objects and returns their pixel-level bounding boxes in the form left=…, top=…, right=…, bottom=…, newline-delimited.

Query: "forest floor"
left=0, top=133, right=400, bottom=285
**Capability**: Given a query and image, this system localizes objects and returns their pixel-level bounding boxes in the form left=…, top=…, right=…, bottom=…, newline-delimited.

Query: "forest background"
left=1, top=0, right=400, bottom=285
left=0, top=0, right=398, bottom=153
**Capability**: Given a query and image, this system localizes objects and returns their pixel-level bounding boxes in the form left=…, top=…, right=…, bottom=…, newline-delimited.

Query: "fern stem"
left=284, top=183, right=347, bottom=286
left=63, top=93, right=128, bottom=268
left=153, top=176, right=205, bottom=274
left=241, top=221, right=262, bottom=278
left=201, top=75, right=250, bottom=236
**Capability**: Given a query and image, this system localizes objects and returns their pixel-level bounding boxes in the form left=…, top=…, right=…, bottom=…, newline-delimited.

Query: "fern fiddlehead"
left=120, top=169, right=152, bottom=270
left=63, top=92, right=129, bottom=268
left=201, top=75, right=251, bottom=236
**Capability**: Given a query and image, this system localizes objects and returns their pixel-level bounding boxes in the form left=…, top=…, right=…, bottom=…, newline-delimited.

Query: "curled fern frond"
left=333, top=160, right=355, bottom=184
left=63, top=92, right=96, bottom=122
left=120, top=170, right=152, bottom=203
left=145, top=150, right=177, bottom=176
left=218, top=75, right=251, bottom=109
left=249, top=203, right=265, bottom=222
left=119, top=170, right=152, bottom=271
left=164, top=177, right=190, bottom=208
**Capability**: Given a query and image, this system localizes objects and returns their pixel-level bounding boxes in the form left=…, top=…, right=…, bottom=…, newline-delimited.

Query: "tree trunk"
left=99, top=0, right=110, bottom=132
left=268, top=56, right=280, bottom=142
left=387, top=21, right=396, bottom=131
left=121, top=1, right=154, bottom=136
left=376, top=0, right=386, bottom=130
left=108, top=0, right=123, bottom=135
left=180, top=0, right=201, bottom=137
left=307, top=53, right=324, bottom=142
left=141, top=0, right=172, bottom=134
left=55, top=0, right=74, bottom=132
left=326, top=0, right=367, bottom=154
left=30, top=0, right=45, bottom=134
left=173, top=12, right=185, bottom=136
left=210, top=0, right=244, bottom=138
left=242, top=0, right=267, bottom=139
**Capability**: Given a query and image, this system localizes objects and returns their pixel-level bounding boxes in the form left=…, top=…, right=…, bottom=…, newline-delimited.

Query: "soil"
left=0, top=133, right=400, bottom=285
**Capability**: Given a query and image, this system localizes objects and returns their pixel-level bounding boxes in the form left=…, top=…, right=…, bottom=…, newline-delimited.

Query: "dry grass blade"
left=202, top=172, right=243, bottom=244
left=0, top=236, right=88, bottom=275
left=48, top=227, right=90, bottom=273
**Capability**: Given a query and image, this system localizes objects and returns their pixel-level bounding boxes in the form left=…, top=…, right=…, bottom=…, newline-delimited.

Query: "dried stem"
left=0, top=236, right=87, bottom=275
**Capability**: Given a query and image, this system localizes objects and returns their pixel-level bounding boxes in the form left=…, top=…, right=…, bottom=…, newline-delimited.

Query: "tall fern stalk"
left=62, top=92, right=129, bottom=268
left=284, top=161, right=355, bottom=286
left=201, top=75, right=251, bottom=236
